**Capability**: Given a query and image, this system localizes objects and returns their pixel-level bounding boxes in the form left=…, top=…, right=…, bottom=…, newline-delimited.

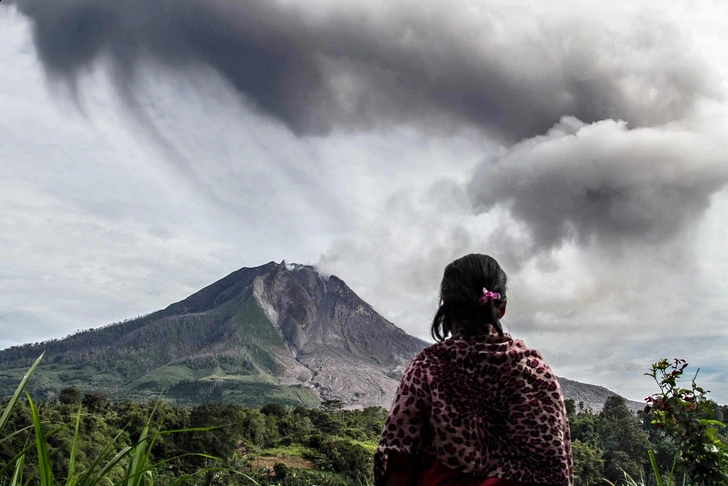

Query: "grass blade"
left=648, top=450, right=664, bottom=486
left=10, top=453, right=26, bottom=486
left=0, top=353, right=44, bottom=435
left=0, top=424, right=34, bottom=445
left=0, top=424, right=66, bottom=478
left=156, top=425, right=223, bottom=435
left=165, top=467, right=260, bottom=486
left=0, top=445, right=35, bottom=478
left=77, top=429, right=129, bottom=486
left=86, top=446, right=133, bottom=486
left=667, top=450, right=680, bottom=486
left=125, top=425, right=150, bottom=486
left=66, top=404, right=83, bottom=486
left=27, top=393, right=54, bottom=486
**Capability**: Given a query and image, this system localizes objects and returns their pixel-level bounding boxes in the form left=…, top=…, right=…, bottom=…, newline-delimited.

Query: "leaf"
left=66, top=404, right=83, bottom=486
left=86, top=446, right=133, bottom=486
left=0, top=424, right=66, bottom=478
left=0, top=424, right=34, bottom=446
left=156, top=425, right=224, bottom=435
left=28, top=393, right=54, bottom=486
left=699, top=419, right=725, bottom=427
left=9, top=453, right=25, bottom=486
left=0, top=353, right=44, bottom=436
left=123, top=425, right=151, bottom=486
left=648, top=450, right=663, bottom=486
left=78, top=430, right=130, bottom=486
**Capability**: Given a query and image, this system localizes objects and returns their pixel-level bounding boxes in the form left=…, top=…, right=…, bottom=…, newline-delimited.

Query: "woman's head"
left=430, top=254, right=508, bottom=341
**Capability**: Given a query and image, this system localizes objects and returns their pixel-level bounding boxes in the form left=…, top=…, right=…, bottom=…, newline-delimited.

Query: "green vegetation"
left=0, top=302, right=312, bottom=408
left=572, top=359, right=727, bottom=486
left=2, top=356, right=726, bottom=486
left=637, top=359, right=728, bottom=485
left=1, top=355, right=379, bottom=486
left=0, top=354, right=245, bottom=486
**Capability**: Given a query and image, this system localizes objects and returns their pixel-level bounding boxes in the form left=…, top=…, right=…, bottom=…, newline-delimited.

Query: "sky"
left=1, top=0, right=727, bottom=404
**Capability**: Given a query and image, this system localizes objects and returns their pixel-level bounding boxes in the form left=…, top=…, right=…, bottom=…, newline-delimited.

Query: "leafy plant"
left=643, top=359, right=728, bottom=486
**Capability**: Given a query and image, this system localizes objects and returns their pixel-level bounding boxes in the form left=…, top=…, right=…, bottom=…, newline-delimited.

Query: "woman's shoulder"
left=409, top=334, right=549, bottom=371
left=409, top=341, right=445, bottom=363
left=411, top=333, right=533, bottom=361
left=402, top=340, right=454, bottom=374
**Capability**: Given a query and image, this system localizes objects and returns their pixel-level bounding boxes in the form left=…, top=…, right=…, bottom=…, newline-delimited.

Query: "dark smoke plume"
left=6, top=0, right=726, bottom=251
left=5, top=0, right=715, bottom=140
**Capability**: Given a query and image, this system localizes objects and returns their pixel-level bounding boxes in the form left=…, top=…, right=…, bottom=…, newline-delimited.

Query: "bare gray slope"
left=558, top=376, right=644, bottom=412
left=249, top=262, right=426, bottom=407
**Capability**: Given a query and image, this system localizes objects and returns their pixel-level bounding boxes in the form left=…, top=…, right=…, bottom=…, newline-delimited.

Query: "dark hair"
left=430, top=254, right=507, bottom=341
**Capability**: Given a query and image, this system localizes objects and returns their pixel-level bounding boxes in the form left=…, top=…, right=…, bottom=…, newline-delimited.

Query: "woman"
left=374, top=254, right=572, bottom=486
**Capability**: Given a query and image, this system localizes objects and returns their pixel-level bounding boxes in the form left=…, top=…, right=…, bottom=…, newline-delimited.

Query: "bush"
left=273, top=462, right=288, bottom=479
left=59, top=386, right=81, bottom=406
left=644, top=358, right=728, bottom=485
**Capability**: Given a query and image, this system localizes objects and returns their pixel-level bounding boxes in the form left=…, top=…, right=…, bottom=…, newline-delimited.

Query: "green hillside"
left=0, top=296, right=320, bottom=407
left=0, top=261, right=429, bottom=410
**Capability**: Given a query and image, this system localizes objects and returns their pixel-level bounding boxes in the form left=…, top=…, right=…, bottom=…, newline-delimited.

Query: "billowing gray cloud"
left=469, top=117, right=728, bottom=250
left=5, top=0, right=716, bottom=140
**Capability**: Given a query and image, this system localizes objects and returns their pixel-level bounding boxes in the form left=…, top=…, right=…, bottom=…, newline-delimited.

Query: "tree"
left=320, top=399, right=343, bottom=412
left=59, top=387, right=81, bottom=406
left=570, top=408, right=599, bottom=445
left=261, top=402, right=287, bottom=418
left=598, top=396, right=650, bottom=483
left=188, top=403, right=245, bottom=462
left=82, top=391, right=108, bottom=413
left=571, top=440, right=604, bottom=486
left=565, top=398, right=576, bottom=416
left=307, top=408, right=345, bottom=435
left=327, top=440, right=373, bottom=482
left=244, top=409, right=268, bottom=448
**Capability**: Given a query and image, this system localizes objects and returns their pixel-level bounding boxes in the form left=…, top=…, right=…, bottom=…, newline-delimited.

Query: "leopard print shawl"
left=375, top=332, right=573, bottom=485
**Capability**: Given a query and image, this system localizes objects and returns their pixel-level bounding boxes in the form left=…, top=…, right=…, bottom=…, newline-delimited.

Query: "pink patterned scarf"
left=375, top=332, right=572, bottom=485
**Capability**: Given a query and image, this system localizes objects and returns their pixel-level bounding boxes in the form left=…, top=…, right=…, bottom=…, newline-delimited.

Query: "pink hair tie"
left=478, top=287, right=501, bottom=304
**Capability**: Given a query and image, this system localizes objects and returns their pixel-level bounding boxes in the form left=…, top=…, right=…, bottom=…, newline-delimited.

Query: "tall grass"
left=603, top=450, right=685, bottom=486
left=0, top=354, right=259, bottom=486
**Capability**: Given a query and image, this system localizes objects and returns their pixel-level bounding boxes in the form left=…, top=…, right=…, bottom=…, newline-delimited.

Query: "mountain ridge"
left=0, top=261, right=642, bottom=412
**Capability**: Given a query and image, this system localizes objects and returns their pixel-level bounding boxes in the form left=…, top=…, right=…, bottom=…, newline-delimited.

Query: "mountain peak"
left=281, top=260, right=331, bottom=282
left=0, top=260, right=642, bottom=412
left=0, top=260, right=427, bottom=408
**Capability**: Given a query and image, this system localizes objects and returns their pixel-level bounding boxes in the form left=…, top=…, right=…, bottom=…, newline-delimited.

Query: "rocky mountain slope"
left=559, top=376, right=643, bottom=412
left=0, top=261, right=424, bottom=408
left=0, top=261, right=642, bottom=411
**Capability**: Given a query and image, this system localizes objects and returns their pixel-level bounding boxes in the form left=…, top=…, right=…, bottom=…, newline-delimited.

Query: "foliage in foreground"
left=1, top=355, right=381, bottom=486
left=0, top=354, right=258, bottom=486
left=641, top=358, right=728, bottom=485
left=2, top=355, right=728, bottom=486
left=594, top=359, right=728, bottom=486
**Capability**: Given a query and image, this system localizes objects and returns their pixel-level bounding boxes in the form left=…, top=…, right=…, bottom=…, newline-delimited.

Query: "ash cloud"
left=11, top=0, right=726, bottom=260
left=5, top=0, right=716, bottom=140
left=469, top=117, right=728, bottom=251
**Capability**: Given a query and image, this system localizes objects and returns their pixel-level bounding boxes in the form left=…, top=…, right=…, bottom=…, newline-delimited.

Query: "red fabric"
left=420, top=459, right=537, bottom=486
